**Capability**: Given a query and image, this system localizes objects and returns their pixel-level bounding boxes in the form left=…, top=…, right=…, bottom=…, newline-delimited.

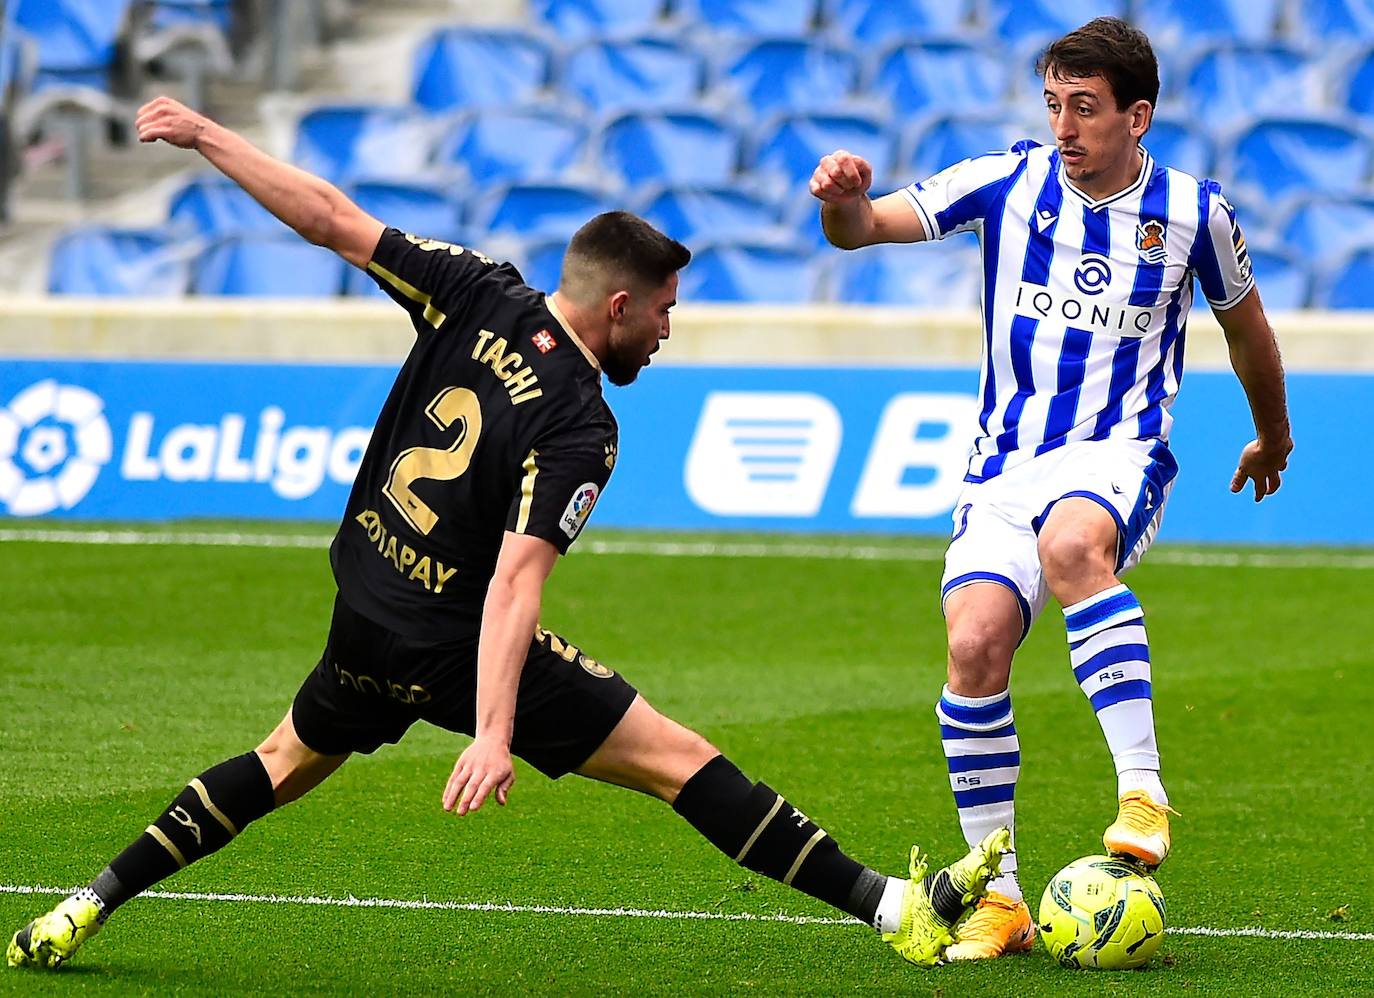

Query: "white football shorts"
left=940, top=437, right=1179, bottom=641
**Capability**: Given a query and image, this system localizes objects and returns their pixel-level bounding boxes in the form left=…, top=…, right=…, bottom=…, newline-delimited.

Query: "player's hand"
left=1230, top=436, right=1292, bottom=502
left=809, top=150, right=873, bottom=204
left=442, top=735, right=515, bottom=816
left=135, top=96, right=212, bottom=150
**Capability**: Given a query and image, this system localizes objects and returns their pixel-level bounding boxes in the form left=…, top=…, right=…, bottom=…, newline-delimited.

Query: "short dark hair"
left=562, top=211, right=690, bottom=293
left=1036, top=17, right=1159, bottom=111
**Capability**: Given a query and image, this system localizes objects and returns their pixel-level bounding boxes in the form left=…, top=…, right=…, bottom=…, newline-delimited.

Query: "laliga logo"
left=0, top=380, right=113, bottom=516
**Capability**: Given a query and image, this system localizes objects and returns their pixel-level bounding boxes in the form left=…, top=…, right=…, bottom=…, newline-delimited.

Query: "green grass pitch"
left=1, top=526, right=1370, bottom=996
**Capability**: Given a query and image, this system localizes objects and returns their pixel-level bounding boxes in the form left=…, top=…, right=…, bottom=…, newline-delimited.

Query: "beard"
left=602, top=345, right=642, bottom=386
left=602, top=326, right=648, bottom=386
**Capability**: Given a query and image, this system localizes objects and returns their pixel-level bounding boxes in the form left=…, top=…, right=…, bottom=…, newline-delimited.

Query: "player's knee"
left=946, top=618, right=1016, bottom=692
left=1039, top=525, right=1114, bottom=586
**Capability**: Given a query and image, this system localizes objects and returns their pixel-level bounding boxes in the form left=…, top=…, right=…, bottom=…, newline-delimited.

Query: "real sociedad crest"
left=1136, top=219, right=1167, bottom=265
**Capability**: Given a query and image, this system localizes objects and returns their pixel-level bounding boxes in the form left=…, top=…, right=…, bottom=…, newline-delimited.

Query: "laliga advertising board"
left=0, top=359, right=1367, bottom=544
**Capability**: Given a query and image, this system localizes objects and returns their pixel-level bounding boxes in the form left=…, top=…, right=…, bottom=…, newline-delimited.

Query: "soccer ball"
left=1038, top=855, right=1166, bottom=969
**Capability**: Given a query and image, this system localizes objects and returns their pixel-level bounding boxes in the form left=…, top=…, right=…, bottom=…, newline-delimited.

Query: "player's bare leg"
left=938, top=583, right=1036, bottom=960
left=1039, top=499, right=1176, bottom=867
left=7, top=710, right=347, bottom=970
left=577, top=696, right=1008, bottom=968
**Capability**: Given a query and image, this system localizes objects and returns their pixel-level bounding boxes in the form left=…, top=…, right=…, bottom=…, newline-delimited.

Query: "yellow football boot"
left=884, top=826, right=1010, bottom=968
left=1103, top=790, right=1178, bottom=867
left=7, top=896, right=102, bottom=970
left=945, top=892, right=1036, bottom=960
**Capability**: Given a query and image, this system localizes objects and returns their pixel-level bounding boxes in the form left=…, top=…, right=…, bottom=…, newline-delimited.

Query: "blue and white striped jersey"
left=902, top=141, right=1253, bottom=483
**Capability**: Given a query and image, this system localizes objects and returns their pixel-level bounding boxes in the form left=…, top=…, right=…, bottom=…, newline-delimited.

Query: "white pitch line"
left=1, top=527, right=1372, bottom=569
left=1, top=885, right=1370, bottom=942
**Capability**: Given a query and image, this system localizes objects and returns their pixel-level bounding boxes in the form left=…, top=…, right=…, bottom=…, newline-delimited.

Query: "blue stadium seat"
left=412, top=28, right=551, bottom=112
left=824, top=0, right=975, bottom=46
left=345, top=263, right=389, bottom=300
left=1186, top=45, right=1320, bottom=130
left=1229, top=118, right=1372, bottom=202
left=561, top=37, right=705, bottom=113
left=48, top=227, right=190, bottom=296
left=470, top=183, right=617, bottom=241
left=753, top=112, right=896, bottom=188
left=599, top=112, right=741, bottom=187
left=870, top=42, right=1009, bottom=119
left=147, top=0, right=232, bottom=31
left=640, top=186, right=785, bottom=244
left=719, top=39, right=861, bottom=116
left=1282, top=195, right=1374, bottom=266
left=16, top=0, right=129, bottom=91
left=435, top=109, right=588, bottom=186
left=1315, top=248, right=1374, bottom=308
left=830, top=237, right=982, bottom=306
left=678, top=243, right=822, bottom=302
left=675, top=0, right=819, bottom=36
left=1290, top=0, right=1374, bottom=45
left=292, top=105, right=437, bottom=185
left=168, top=174, right=281, bottom=238
left=1342, top=46, right=1374, bottom=117
left=1143, top=118, right=1213, bottom=179
left=1136, top=0, right=1284, bottom=47
left=516, top=239, right=569, bottom=294
left=903, top=115, right=1028, bottom=180
left=1246, top=245, right=1312, bottom=310
left=193, top=236, right=347, bottom=296
left=349, top=182, right=464, bottom=243
left=531, top=0, right=666, bottom=41
left=985, top=0, right=1127, bottom=46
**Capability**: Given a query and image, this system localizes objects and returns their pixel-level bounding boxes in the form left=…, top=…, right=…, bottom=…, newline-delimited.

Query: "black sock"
left=92, top=752, right=276, bottom=914
left=672, top=754, right=887, bottom=924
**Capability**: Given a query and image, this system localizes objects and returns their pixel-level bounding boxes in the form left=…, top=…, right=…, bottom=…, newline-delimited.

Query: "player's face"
left=604, top=273, right=678, bottom=387
left=1043, top=72, right=1148, bottom=192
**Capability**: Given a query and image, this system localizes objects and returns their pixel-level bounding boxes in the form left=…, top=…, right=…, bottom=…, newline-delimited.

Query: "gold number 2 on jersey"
left=382, top=387, right=483, bottom=535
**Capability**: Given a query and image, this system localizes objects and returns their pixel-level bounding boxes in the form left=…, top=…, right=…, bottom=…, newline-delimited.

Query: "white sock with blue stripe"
left=1063, top=584, right=1168, bottom=806
left=937, top=685, right=1022, bottom=902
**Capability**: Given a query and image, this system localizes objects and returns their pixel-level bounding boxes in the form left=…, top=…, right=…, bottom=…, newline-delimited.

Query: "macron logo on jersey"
left=532, top=330, right=557, bottom=354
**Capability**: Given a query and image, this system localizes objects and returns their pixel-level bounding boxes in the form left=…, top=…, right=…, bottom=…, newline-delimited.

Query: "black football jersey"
left=330, top=229, right=618, bottom=640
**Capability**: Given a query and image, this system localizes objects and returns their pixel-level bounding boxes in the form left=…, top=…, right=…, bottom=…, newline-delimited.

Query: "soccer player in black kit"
left=8, top=96, right=1009, bottom=974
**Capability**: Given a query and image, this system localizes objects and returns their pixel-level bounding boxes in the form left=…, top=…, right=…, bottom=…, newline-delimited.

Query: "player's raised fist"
left=135, top=96, right=212, bottom=150
left=809, top=150, right=873, bottom=204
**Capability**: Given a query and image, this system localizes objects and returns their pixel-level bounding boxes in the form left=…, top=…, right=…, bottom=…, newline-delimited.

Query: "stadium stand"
left=1316, top=247, right=1374, bottom=308
left=192, top=234, right=347, bottom=297
left=825, top=0, right=977, bottom=46
left=470, top=182, right=617, bottom=240
left=678, top=242, right=823, bottom=302
left=562, top=37, right=706, bottom=113
left=291, top=104, right=437, bottom=185
left=831, top=238, right=983, bottom=307
left=25, top=0, right=1374, bottom=306
left=48, top=226, right=191, bottom=295
left=599, top=111, right=741, bottom=188
left=167, top=173, right=282, bottom=238
left=435, top=108, right=589, bottom=186
left=530, top=0, right=669, bottom=42
left=718, top=39, right=862, bottom=116
left=639, top=186, right=786, bottom=245
left=411, top=28, right=551, bottom=112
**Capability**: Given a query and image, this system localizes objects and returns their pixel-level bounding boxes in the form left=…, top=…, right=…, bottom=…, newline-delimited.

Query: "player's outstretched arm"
left=135, top=96, right=384, bottom=269
left=810, top=149, right=927, bottom=249
left=1214, top=287, right=1293, bottom=502
left=442, top=531, right=559, bottom=817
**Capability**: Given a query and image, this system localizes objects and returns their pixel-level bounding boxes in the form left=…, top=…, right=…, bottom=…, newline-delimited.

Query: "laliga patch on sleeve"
left=559, top=482, right=600, bottom=539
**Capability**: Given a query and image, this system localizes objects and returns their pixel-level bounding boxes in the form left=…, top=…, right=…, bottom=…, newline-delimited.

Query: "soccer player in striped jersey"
left=811, top=17, right=1292, bottom=960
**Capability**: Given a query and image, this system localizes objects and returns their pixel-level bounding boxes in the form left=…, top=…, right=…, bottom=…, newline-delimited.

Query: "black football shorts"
left=292, top=593, right=638, bottom=777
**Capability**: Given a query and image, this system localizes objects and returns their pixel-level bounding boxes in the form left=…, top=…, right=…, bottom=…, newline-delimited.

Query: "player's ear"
left=608, top=289, right=630, bottom=322
left=1130, top=100, right=1152, bottom=138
